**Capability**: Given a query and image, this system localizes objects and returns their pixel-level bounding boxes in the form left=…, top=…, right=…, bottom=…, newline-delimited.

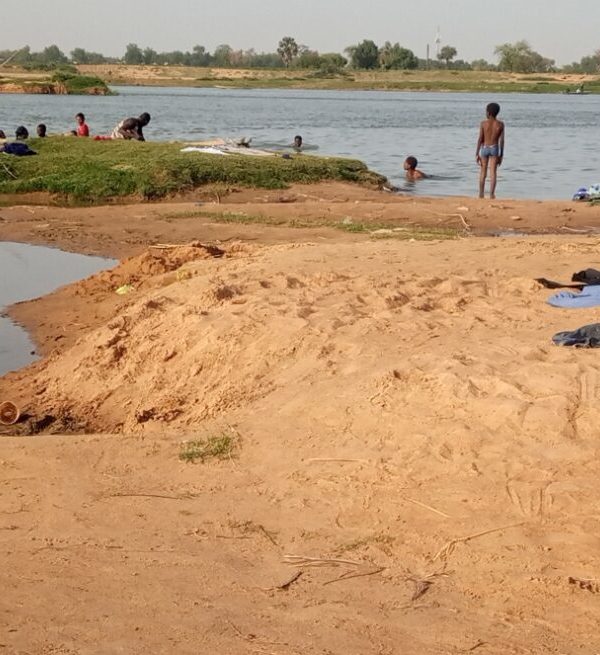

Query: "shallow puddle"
left=0, top=242, right=116, bottom=376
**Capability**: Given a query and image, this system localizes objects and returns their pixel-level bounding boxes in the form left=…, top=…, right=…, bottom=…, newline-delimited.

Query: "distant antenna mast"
left=435, top=26, right=441, bottom=58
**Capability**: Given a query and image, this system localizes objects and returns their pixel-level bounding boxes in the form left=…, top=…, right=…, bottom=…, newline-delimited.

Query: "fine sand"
left=2, top=186, right=600, bottom=653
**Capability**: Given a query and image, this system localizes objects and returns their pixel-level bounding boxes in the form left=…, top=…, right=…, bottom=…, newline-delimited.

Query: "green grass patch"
left=52, top=72, right=111, bottom=94
left=163, top=209, right=458, bottom=240
left=0, top=137, right=386, bottom=204
left=179, top=434, right=236, bottom=463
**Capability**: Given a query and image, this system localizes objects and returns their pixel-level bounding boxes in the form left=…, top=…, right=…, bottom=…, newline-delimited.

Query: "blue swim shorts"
left=480, top=144, right=500, bottom=158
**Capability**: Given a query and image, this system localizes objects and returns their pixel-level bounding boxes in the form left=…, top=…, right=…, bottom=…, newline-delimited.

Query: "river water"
left=0, top=242, right=115, bottom=377
left=0, top=86, right=598, bottom=200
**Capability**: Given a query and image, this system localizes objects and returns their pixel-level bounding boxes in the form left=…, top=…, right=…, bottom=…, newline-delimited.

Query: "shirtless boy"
left=403, top=156, right=426, bottom=181
left=476, top=102, right=505, bottom=199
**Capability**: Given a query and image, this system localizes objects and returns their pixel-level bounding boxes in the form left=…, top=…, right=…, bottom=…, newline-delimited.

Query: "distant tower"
left=435, top=26, right=441, bottom=58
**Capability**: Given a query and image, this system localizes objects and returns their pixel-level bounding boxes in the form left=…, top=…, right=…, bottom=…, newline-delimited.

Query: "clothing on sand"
left=553, top=323, right=600, bottom=347
left=547, top=285, right=600, bottom=309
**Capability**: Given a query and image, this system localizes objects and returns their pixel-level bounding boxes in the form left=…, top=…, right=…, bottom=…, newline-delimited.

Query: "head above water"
left=404, top=156, right=418, bottom=171
left=294, top=135, right=302, bottom=147
left=75, top=112, right=85, bottom=124
left=139, top=112, right=151, bottom=126
left=486, top=102, right=501, bottom=118
left=36, top=124, right=47, bottom=137
left=15, top=126, right=29, bottom=140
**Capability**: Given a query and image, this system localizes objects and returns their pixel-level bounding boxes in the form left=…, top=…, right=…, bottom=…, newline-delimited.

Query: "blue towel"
left=553, top=323, right=600, bottom=347
left=547, top=285, right=600, bottom=308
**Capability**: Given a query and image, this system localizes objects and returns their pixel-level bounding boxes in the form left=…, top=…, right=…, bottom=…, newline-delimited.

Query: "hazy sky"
left=4, top=0, right=599, bottom=65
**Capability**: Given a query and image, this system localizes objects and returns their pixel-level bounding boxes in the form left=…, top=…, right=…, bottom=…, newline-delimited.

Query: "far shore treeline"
left=2, top=40, right=600, bottom=74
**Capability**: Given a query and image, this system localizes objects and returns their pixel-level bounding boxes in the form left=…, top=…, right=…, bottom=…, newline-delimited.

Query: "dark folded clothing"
left=1, top=142, right=37, bottom=156
left=553, top=323, right=600, bottom=347
left=572, top=268, right=600, bottom=283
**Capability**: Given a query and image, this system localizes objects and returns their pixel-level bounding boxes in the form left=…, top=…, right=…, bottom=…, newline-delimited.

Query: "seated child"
left=404, top=156, right=427, bottom=180
left=36, top=124, right=47, bottom=138
left=75, top=112, right=90, bottom=137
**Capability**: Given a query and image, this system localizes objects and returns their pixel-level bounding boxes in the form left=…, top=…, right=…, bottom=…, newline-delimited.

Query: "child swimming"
left=404, top=156, right=426, bottom=181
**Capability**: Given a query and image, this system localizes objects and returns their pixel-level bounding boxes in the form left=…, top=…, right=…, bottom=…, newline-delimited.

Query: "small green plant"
left=179, top=434, right=236, bottom=463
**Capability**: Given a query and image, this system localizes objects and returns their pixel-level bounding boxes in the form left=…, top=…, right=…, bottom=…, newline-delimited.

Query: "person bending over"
left=111, top=112, right=151, bottom=141
left=476, top=102, right=505, bottom=199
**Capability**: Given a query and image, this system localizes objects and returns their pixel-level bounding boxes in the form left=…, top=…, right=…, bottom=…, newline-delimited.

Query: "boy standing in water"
left=476, top=102, right=505, bottom=199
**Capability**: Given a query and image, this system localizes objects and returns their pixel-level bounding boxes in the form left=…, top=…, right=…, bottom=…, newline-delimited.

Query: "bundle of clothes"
left=572, top=184, right=600, bottom=201
left=537, top=268, right=600, bottom=347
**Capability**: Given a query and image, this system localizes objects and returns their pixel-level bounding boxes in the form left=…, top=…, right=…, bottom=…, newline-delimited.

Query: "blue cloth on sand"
left=553, top=323, right=600, bottom=347
left=547, top=285, right=600, bottom=308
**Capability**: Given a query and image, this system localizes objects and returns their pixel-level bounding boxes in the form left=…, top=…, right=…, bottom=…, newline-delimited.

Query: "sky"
left=3, top=0, right=599, bottom=65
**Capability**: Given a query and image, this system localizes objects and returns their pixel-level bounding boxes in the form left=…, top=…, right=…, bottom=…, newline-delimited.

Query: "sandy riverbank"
left=2, top=188, right=600, bottom=653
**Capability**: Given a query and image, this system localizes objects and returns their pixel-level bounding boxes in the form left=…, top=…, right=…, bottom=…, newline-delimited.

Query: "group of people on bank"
left=1, top=101, right=506, bottom=199
left=0, top=112, right=152, bottom=143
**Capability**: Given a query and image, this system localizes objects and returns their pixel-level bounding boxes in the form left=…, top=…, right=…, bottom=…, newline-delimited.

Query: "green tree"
left=379, top=42, right=418, bottom=70
left=70, top=48, right=107, bottom=64
left=124, top=43, right=144, bottom=65
left=494, top=40, right=554, bottom=73
left=142, top=48, right=158, bottom=65
left=471, top=58, right=494, bottom=71
left=438, top=45, right=457, bottom=67
left=569, top=50, right=600, bottom=74
left=213, top=44, right=233, bottom=67
left=346, top=40, right=379, bottom=69
left=277, top=36, right=299, bottom=67
left=320, top=53, right=347, bottom=68
left=190, top=45, right=212, bottom=67
left=40, top=45, right=68, bottom=65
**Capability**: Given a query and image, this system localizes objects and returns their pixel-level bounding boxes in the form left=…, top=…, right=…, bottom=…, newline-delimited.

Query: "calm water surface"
left=0, top=242, right=115, bottom=376
left=0, top=86, right=599, bottom=199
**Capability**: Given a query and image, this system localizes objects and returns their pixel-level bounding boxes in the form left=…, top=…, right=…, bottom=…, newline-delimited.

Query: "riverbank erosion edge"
left=0, top=73, right=111, bottom=95
left=3, top=233, right=600, bottom=652
left=0, top=138, right=386, bottom=204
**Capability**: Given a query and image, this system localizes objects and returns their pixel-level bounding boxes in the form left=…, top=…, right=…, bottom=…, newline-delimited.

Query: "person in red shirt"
left=75, top=113, right=90, bottom=137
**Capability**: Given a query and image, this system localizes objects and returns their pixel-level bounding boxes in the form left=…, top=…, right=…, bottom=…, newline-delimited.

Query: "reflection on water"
left=0, top=242, right=115, bottom=376
left=0, top=87, right=599, bottom=199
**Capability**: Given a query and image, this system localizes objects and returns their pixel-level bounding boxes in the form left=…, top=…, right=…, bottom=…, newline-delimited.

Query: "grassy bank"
left=78, top=64, right=600, bottom=93
left=0, top=70, right=111, bottom=95
left=0, top=138, right=386, bottom=204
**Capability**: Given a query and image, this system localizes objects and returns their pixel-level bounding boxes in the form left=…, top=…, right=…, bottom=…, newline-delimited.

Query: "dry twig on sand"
left=261, top=571, right=303, bottom=592
left=305, top=457, right=370, bottom=464
left=105, top=492, right=196, bottom=501
left=323, top=567, right=384, bottom=586
left=283, top=554, right=384, bottom=586
left=434, top=522, right=527, bottom=562
left=402, top=496, right=452, bottom=518
left=407, top=570, right=451, bottom=601
left=284, top=555, right=363, bottom=567
left=426, top=210, right=471, bottom=232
